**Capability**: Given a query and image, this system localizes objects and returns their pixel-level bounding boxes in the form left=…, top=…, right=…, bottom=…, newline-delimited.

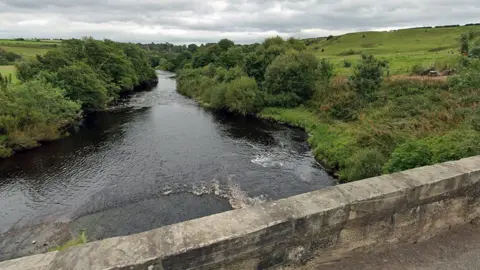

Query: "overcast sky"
left=1, top=0, right=479, bottom=44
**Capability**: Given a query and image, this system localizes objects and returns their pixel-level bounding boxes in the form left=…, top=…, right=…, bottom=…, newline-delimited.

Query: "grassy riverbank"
left=175, top=31, right=480, bottom=182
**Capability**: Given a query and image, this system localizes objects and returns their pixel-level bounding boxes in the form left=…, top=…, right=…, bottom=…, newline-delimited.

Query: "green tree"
left=225, top=76, right=262, bottom=115
left=348, top=54, right=386, bottom=101
left=218, top=39, right=235, bottom=51
left=218, top=47, right=244, bottom=69
left=16, top=59, right=42, bottom=82
left=55, top=62, right=110, bottom=111
left=0, top=79, right=81, bottom=152
left=264, top=51, right=319, bottom=107
left=187, top=44, right=198, bottom=53
left=263, top=36, right=285, bottom=49
left=286, top=37, right=306, bottom=51
left=243, top=45, right=286, bottom=83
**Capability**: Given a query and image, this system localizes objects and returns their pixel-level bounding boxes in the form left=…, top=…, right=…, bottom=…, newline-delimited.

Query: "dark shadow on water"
left=70, top=193, right=232, bottom=241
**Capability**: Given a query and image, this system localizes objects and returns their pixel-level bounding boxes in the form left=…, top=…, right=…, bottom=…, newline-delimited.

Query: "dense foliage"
left=173, top=34, right=480, bottom=183
left=0, top=49, right=22, bottom=65
left=0, top=38, right=157, bottom=157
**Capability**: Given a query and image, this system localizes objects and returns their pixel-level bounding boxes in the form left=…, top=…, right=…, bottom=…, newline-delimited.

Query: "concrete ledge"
left=2, top=156, right=480, bottom=270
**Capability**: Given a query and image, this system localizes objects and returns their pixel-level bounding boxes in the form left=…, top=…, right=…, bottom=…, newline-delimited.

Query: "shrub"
left=341, top=148, right=387, bottom=181
left=384, top=141, right=433, bottom=173
left=348, top=54, right=386, bottom=101
left=343, top=60, right=352, bottom=68
left=411, top=63, right=425, bottom=75
left=448, top=62, right=480, bottom=91
left=338, top=49, right=359, bottom=56
left=318, top=59, right=335, bottom=83
left=225, top=76, right=263, bottom=115
left=264, top=51, right=319, bottom=107
left=460, top=33, right=469, bottom=54
left=470, top=47, right=480, bottom=58
left=209, top=83, right=228, bottom=109
left=426, top=130, right=480, bottom=163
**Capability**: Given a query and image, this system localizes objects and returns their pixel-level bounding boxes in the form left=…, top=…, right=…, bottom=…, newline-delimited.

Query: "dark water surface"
left=0, top=71, right=334, bottom=245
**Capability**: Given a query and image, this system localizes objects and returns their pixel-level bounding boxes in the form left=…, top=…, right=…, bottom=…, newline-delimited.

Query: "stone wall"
left=1, top=156, right=480, bottom=270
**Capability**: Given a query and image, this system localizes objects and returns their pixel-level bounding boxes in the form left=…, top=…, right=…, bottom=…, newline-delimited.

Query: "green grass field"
left=307, top=25, right=480, bottom=75
left=0, top=39, right=57, bottom=81
left=0, top=65, right=18, bottom=83
left=0, top=39, right=58, bottom=59
left=0, top=45, right=49, bottom=58
left=0, top=39, right=60, bottom=46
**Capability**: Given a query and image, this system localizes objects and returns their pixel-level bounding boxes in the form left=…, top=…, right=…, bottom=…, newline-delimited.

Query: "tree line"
left=0, top=38, right=157, bottom=157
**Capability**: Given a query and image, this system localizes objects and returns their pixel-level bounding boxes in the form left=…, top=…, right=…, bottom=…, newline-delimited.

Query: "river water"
left=0, top=71, right=333, bottom=259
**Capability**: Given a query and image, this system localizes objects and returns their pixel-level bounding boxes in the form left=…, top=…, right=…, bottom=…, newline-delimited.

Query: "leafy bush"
left=411, top=63, right=425, bottom=75
left=460, top=33, right=469, bottom=54
left=338, top=49, right=360, bottom=56
left=384, top=141, right=433, bottom=173
left=264, top=51, right=319, bottom=107
left=209, top=83, right=228, bottom=109
left=341, top=148, right=387, bottom=181
left=426, top=130, right=480, bottom=163
left=318, top=59, right=335, bottom=83
left=343, top=60, right=352, bottom=68
left=0, top=49, right=22, bottom=65
left=448, top=61, right=480, bottom=90
left=470, top=47, right=480, bottom=58
left=225, top=76, right=262, bottom=115
left=348, top=54, right=386, bottom=101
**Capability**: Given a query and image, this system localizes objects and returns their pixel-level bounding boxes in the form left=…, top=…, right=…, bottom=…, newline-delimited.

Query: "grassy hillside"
left=306, top=25, right=480, bottom=75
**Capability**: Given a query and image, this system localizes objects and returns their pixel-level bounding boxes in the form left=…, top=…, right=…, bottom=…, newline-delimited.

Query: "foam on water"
left=251, top=154, right=285, bottom=168
left=162, top=175, right=266, bottom=210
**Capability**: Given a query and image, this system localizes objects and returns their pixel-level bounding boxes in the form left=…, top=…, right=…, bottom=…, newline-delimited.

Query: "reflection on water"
left=0, top=71, right=334, bottom=248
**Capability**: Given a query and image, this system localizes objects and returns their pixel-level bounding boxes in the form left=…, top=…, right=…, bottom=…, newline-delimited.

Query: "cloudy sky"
left=0, top=0, right=479, bottom=44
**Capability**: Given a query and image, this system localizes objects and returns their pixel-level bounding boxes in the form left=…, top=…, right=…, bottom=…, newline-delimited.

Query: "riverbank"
left=0, top=71, right=333, bottom=262
left=175, top=95, right=343, bottom=179
left=258, top=107, right=339, bottom=174
left=0, top=39, right=158, bottom=159
left=176, top=69, right=480, bottom=183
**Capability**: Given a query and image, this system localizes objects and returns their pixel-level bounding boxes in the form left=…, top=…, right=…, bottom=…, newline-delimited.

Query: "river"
left=0, top=71, right=334, bottom=260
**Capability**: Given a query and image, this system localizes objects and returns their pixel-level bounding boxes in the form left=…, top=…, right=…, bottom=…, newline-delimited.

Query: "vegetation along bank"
left=0, top=38, right=157, bottom=157
left=169, top=27, right=480, bottom=182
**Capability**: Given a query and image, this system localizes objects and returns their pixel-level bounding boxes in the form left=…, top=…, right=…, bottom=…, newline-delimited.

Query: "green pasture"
left=307, top=25, right=480, bottom=74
